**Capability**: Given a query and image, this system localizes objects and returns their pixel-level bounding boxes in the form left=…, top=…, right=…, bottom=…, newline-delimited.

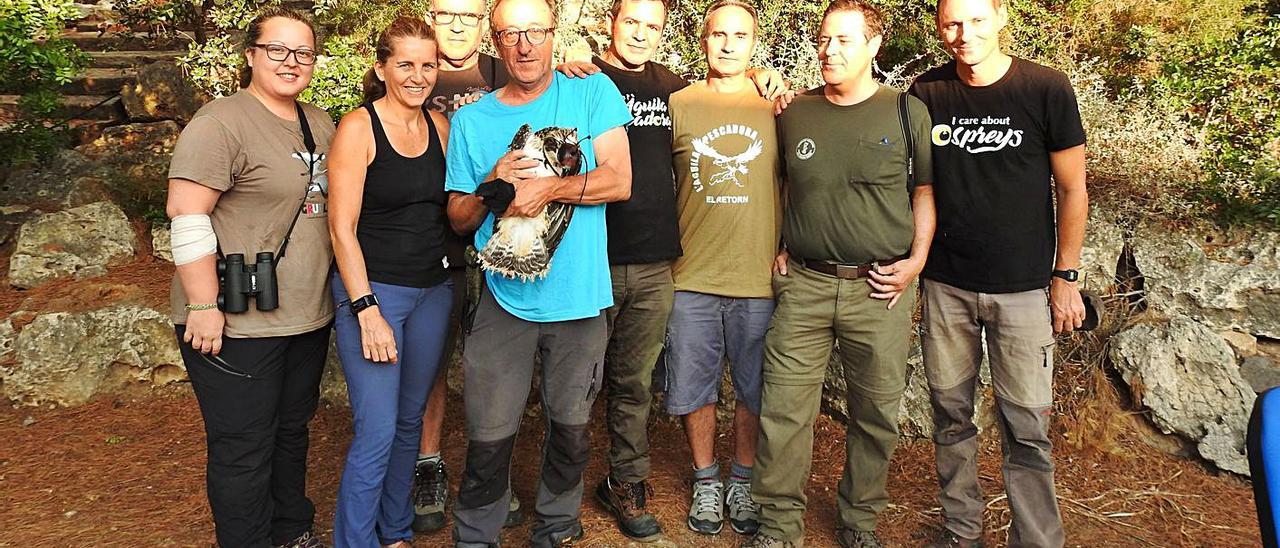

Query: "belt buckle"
left=835, top=263, right=858, bottom=278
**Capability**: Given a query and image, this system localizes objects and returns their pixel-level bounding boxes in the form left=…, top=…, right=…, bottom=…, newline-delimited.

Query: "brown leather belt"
left=799, top=255, right=907, bottom=280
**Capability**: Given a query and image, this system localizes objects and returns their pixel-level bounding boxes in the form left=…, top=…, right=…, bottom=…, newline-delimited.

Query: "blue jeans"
left=332, top=273, right=452, bottom=547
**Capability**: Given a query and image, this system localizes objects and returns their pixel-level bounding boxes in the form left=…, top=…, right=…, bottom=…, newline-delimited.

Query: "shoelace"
left=628, top=479, right=654, bottom=509
left=725, top=482, right=759, bottom=514
left=691, top=481, right=723, bottom=516
left=414, top=461, right=448, bottom=506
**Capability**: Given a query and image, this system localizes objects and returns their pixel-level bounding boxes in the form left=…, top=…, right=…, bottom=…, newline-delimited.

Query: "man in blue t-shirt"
left=443, top=0, right=632, bottom=545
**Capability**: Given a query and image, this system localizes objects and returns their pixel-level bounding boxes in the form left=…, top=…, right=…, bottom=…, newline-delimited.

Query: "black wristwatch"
left=349, top=293, right=380, bottom=316
left=1051, top=269, right=1079, bottom=282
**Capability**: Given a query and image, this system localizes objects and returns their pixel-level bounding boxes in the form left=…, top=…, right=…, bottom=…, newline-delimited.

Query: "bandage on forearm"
left=170, top=214, right=218, bottom=265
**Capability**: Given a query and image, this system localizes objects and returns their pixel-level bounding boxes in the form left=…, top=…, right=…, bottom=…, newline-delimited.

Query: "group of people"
left=164, top=0, right=1088, bottom=547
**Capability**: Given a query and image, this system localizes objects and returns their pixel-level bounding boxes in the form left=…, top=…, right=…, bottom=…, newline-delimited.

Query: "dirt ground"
left=0, top=380, right=1260, bottom=548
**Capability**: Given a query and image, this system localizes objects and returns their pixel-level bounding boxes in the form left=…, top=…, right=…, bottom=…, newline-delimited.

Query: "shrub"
left=0, top=0, right=89, bottom=168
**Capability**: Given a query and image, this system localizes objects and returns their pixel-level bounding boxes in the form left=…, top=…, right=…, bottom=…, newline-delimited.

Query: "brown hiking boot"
left=836, top=528, right=882, bottom=548
left=925, top=529, right=984, bottom=548
left=740, top=532, right=803, bottom=547
left=595, top=476, right=662, bottom=540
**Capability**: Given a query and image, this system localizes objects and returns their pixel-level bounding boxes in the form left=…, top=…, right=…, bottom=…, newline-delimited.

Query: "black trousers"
left=176, top=324, right=330, bottom=548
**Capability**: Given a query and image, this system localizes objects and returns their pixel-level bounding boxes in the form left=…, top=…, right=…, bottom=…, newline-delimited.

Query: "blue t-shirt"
left=446, top=72, right=632, bottom=322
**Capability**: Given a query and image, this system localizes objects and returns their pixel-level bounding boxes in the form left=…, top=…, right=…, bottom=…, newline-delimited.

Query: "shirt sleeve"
left=168, top=115, right=240, bottom=191
left=907, top=95, right=934, bottom=188
left=444, top=113, right=479, bottom=193
left=586, top=73, right=634, bottom=140
left=1045, top=71, right=1086, bottom=151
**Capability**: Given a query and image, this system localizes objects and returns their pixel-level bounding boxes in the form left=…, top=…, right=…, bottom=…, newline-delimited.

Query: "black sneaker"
left=412, top=458, right=449, bottom=533
left=274, top=530, right=327, bottom=548
left=595, top=476, right=662, bottom=540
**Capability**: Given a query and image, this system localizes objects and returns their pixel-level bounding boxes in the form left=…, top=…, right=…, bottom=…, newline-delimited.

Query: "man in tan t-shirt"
left=666, top=0, right=782, bottom=537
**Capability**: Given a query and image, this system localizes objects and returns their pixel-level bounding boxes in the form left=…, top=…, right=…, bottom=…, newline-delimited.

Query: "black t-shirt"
left=428, top=53, right=509, bottom=118
left=909, top=57, right=1086, bottom=293
left=429, top=53, right=509, bottom=269
left=594, top=56, right=688, bottom=265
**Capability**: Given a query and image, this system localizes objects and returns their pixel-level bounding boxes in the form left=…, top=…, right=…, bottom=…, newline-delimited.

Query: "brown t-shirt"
left=168, top=90, right=336, bottom=338
left=670, top=82, right=782, bottom=298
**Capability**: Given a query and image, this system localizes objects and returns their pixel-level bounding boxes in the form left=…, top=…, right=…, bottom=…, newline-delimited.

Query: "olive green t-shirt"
left=168, top=90, right=336, bottom=338
left=777, top=85, right=932, bottom=265
left=670, top=82, right=782, bottom=298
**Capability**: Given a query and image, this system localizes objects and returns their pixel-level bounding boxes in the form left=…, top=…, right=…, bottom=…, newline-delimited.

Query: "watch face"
left=1055, top=270, right=1079, bottom=282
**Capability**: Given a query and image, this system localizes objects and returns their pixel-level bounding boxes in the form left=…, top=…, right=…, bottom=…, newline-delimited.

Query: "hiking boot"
left=687, top=479, right=725, bottom=534
left=595, top=476, right=662, bottom=540
left=724, top=480, right=760, bottom=534
left=412, top=459, right=449, bottom=533
left=836, top=528, right=882, bottom=548
left=548, top=522, right=585, bottom=546
left=925, top=529, right=984, bottom=548
left=274, top=530, right=327, bottom=548
left=740, top=532, right=804, bottom=548
left=505, top=493, right=525, bottom=528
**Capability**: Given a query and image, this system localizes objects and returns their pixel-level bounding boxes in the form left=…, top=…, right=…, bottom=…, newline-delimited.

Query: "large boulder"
left=823, top=337, right=996, bottom=439
left=8, top=201, right=135, bottom=288
left=1133, top=225, right=1280, bottom=339
left=1109, top=317, right=1255, bottom=474
left=151, top=225, right=172, bottom=262
left=0, top=150, right=111, bottom=209
left=1, top=305, right=185, bottom=406
left=121, top=61, right=212, bottom=124
left=76, top=121, right=181, bottom=182
left=1080, top=208, right=1127, bottom=292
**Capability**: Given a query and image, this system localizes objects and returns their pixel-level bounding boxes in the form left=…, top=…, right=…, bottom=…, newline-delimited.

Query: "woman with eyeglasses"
left=326, top=16, right=454, bottom=548
left=165, top=6, right=334, bottom=548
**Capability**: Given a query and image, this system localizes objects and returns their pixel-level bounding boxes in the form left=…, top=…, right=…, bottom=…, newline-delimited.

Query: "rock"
left=1080, top=208, right=1127, bottom=292
left=1109, top=317, right=1255, bottom=474
left=0, top=318, right=14, bottom=363
left=121, top=61, right=212, bottom=124
left=319, top=334, right=348, bottom=405
left=63, top=177, right=113, bottom=208
left=2, top=305, right=185, bottom=406
left=76, top=121, right=180, bottom=182
left=822, top=336, right=996, bottom=439
left=151, top=225, right=172, bottom=262
left=7, top=202, right=136, bottom=289
left=0, top=150, right=110, bottom=208
left=1220, top=330, right=1259, bottom=357
left=1133, top=226, right=1280, bottom=339
left=1241, top=355, right=1280, bottom=394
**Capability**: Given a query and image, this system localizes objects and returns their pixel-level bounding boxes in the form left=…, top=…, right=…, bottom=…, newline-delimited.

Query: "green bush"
left=0, top=0, right=89, bottom=168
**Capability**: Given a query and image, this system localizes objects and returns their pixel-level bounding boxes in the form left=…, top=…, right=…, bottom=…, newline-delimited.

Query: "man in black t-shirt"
left=412, top=0, right=518, bottom=535
left=908, top=0, right=1088, bottom=547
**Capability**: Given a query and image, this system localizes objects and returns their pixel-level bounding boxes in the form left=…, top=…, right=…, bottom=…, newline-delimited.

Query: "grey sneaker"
left=925, top=529, right=984, bottom=548
left=740, top=532, right=804, bottom=547
left=412, top=459, right=449, bottom=533
left=836, top=528, right=882, bottom=548
left=687, top=479, right=725, bottom=534
left=274, top=530, right=327, bottom=548
left=724, top=480, right=760, bottom=534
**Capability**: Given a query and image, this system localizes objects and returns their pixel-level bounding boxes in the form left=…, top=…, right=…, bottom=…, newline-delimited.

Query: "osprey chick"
left=479, top=124, right=583, bottom=281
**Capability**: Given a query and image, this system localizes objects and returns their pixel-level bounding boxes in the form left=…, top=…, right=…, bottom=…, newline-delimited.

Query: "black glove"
left=474, top=178, right=516, bottom=215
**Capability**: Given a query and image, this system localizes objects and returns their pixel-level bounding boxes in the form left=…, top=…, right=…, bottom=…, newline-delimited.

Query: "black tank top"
left=357, top=102, right=449, bottom=288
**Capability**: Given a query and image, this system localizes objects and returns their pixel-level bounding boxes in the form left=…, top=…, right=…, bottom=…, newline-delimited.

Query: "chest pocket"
left=849, top=136, right=907, bottom=187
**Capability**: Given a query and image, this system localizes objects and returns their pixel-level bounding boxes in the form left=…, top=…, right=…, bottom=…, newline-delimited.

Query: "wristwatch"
left=1051, top=269, right=1080, bottom=282
left=349, top=293, right=380, bottom=316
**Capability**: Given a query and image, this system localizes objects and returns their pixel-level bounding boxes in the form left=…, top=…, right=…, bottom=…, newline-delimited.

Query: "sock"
left=417, top=452, right=441, bottom=467
left=693, top=462, right=720, bottom=484
left=729, top=461, right=752, bottom=484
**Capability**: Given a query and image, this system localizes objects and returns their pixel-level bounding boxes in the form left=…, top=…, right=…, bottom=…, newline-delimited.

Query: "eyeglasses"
left=493, top=27, right=555, bottom=47
left=432, top=11, right=482, bottom=27
left=253, top=43, right=317, bottom=65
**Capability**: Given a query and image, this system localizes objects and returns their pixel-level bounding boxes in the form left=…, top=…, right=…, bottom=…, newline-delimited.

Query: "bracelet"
left=185, top=303, right=218, bottom=311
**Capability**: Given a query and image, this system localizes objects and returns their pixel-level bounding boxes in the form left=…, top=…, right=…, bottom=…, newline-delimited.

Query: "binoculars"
left=217, top=252, right=279, bottom=313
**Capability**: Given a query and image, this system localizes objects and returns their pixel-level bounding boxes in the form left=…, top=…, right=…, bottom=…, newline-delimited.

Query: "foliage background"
left=24, top=0, right=1280, bottom=225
